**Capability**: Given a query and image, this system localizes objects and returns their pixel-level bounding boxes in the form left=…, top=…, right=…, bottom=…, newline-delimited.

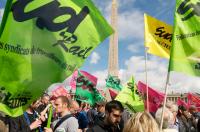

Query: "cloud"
left=92, top=70, right=108, bottom=89
left=90, top=52, right=101, bottom=64
left=118, top=10, right=144, bottom=40
left=127, top=43, right=142, bottom=53
left=90, top=55, right=200, bottom=94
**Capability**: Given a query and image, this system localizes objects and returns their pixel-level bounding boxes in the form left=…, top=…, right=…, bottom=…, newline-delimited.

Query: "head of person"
left=123, top=112, right=159, bottom=132
left=177, top=105, right=187, bottom=117
left=54, top=96, right=70, bottom=114
left=189, top=105, right=197, bottom=116
left=96, top=100, right=107, bottom=113
left=178, top=105, right=193, bottom=119
left=166, top=102, right=178, bottom=122
left=155, top=107, right=174, bottom=129
left=41, top=94, right=50, bottom=105
left=29, top=100, right=41, bottom=110
left=70, top=100, right=80, bottom=115
left=105, top=100, right=124, bottom=127
left=81, top=102, right=87, bottom=111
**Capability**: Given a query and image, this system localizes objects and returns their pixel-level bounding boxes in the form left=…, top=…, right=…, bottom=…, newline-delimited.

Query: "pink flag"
left=109, top=88, right=118, bottom=100
left=187, top=93, right=200, bottom=111
left=51, top=86, right=70, bottom=99
left=70, top=70, right=98, bottom=90
left=177, top=98, right=188, bottom=109
left=80, top=70, right=97, bottom=85
left=138, top=81, right=165, bottom=112
left=98, top=89, right=106, bottom=97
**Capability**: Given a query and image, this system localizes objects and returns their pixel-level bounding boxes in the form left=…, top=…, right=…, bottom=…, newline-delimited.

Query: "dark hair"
left=105, top=100, right=124, bottom=113
left=57, top=96, right=70, bottom=107
left=178, top=105, right=186, bottom=111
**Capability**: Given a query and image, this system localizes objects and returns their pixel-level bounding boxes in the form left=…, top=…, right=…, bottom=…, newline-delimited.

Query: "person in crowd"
left=0, top=112, right=8, bottom=132
left=87, top=104, right=97, bottom=128
left=93, top=100, right=107, bottom=125
left=166, top=102, right=180, bottom=131
left=70, top=100, right=80, bottom=115
left=9, top=100, right=44, bottom=132
left=189, top=105, right=199, bottom=127
left=76, top=102, right=89, bottom=131
left=121, top=108, right=132, bottom=126
left=123, top=111, right=159, bottom=132
left=155, top=107, right=178, bottom=132
left=86, top=100, right=124, bottom=132
left=177, top=105, right=197, bottom=132
left=37, top=94, right=50, bottom=114
left=44, top=96, right=78, bottom=132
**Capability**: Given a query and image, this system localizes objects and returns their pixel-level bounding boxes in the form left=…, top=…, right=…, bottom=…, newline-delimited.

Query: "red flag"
left=109, top=89, right=118, bottom=100
left=137, top=81, right=165, bottom=112
left=177, top=98, right=188, bottom=109
left=187, top=93, right=200, bottom=111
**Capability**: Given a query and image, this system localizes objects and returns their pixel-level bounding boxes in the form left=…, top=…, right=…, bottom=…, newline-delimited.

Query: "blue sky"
left=1, top=0, right=200, bottom=93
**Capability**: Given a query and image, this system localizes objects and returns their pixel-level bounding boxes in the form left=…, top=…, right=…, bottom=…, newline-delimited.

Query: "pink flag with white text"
left=137, top=81, right=165, bottom=112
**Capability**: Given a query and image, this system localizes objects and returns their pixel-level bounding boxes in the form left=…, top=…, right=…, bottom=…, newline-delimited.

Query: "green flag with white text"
left=0, top=0, right=113, bottom=116
left=115, top=76, right=144, bottom=112
left=169, top=0, right=200, bottom=76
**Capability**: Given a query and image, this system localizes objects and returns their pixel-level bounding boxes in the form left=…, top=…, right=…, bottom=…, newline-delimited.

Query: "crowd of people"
left=0, top=93, right=200, bottom=132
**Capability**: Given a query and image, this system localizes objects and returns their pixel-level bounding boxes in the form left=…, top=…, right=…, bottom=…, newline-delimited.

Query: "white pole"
left=159, top=72, right=170, bottom=131
left=144, top=48, right=149, bottom=112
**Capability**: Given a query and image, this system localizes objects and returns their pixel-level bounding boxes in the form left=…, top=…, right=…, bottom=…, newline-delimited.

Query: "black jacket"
left=86, top=116, right=122, bottom=132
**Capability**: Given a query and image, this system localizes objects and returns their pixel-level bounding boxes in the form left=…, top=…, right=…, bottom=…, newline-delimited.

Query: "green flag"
left=115, top=76, right=144, bottom=112
left=0, top=0, right=113, bottom=116
left=75, top=71, right=104, bottom=105
left=106, top=75, right=122, bottom=91
left=169, top=0, right=200, bottom=76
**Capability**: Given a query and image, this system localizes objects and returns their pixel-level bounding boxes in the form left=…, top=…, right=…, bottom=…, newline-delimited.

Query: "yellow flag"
left=144, top=13, right=172, bottom=59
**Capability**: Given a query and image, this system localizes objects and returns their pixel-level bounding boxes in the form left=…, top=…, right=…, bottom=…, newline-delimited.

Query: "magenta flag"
left=177, top=98, right=188, bottom=109
left=187, top=93, right=200, bottom=111
left=70, top=70, right=97, bottom=90
left=137, top=81, right=165, bottom=112
left=80, top=70, right=98, bottom=85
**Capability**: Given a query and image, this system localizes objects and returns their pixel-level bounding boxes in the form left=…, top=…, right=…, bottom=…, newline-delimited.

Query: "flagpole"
left=144, top=48, right=149, bottom=112
left=159, top=71, right=170, bottom=131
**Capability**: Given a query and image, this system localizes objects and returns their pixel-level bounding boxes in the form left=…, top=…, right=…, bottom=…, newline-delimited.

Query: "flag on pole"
left=169, top=0, right=200, bottom=76
left=109, top=88, right=118, bottom=100
left=70, top=70, right=98, bottom=92
left=116, top=76, right=144, bottom=112
left=187, top=93, right=200, bottom=111
left=75, top=70, right=103, bottom=105
left=106, top=75, right=122, bottom=91
left=138, top=81, right=165, bottom=112
left=144, top=13, right=172, bottom=59
left=0, top=0, right=113, bottom=116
